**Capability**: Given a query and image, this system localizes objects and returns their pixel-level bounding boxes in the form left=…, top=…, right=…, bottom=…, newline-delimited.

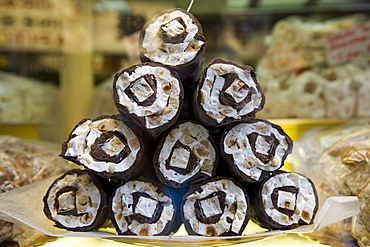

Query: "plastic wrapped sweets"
left=0, top=136, right=71, bottom=245
left=292, top=120, right=370, bottom=246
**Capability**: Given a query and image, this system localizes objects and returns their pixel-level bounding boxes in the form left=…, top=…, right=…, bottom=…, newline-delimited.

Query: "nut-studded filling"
left=159, top=17, right=188, bottom=44
left=115, top=65, right=182, bottom=129
left=183, top=179, right=249, bottom=236
left=156, top=121, right=216, bottom=187
left=110, top=180, right=175, bottom=236
left=195, top=191, right=225, bottom=224
left=62, top=117, right=141, bottom=174
left=90, top=131, right=131, bottom=163
left=141, top=10, right=205, bottom=65
left=124, top=75, right=157, bottom=107
left=200, top=63, right=263, bottom=124
left=45, top=170, right=102, bottom=229
left=261, top=173, right=317, bottom=226
left=223, top=120, right=292, bottom=182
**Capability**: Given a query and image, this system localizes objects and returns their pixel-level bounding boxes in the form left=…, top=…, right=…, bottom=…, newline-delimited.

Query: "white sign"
left=325, top=22, right=370, bottom=65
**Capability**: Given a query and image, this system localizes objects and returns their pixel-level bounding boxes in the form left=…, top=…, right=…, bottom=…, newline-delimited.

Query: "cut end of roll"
left=182, top=177, right=250, bottom=236
left=60, top=115, right=144, bottom=180
left=194, top=59, right=265, bottom=127
left=43, top=169, right=107, bottom=231
left=110, top=179, right=180, bottom=236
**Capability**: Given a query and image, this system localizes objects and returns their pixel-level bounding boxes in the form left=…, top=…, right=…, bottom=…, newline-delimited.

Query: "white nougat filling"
left=170, top=147, right=191, bottom=169
left=183, top=179, right=248, bottom=236
left=46, top=172, right=101, bottom=228
left=135, top=197, right=158, bottom=218
left=277, top=190, right=296, bottom=211
left=64, top=118, right=140, bottom=173
left=111, top=181, right=175, bottom=235
left=142, top=10, right=204, bottom=65
left=200, top=63, right=263, bottom=123
left=261, top=173, right=317, bottom=226
left=101, top=136, right=125, bottom=156
left=131, top=78, right=155, bottom=102
left=223, top=121, right=289, bottom=181
left=57, top=191, right=75, bottom=213
left=115, top=65, right=181, bottom=129
left=200, top=196, right=222, bottom=218
left=158, top=121, right=216, bottom=184
left=255, top=135, right=271, bottom=155
left=162, top=19, right=185, bottom=37
left=224, top=78, right=250, bottom=103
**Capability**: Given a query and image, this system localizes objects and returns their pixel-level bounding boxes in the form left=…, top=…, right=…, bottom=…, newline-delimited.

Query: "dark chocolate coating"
left=109, top=177, right=182, bottom=235
left=60, top=115, right=146, bottom=181
left=152, top=120, right=218, bottom=188
left=247, top=171, right=319, bottom=230
left=139, top=8, right=206, bottom=89
left=193, top=58, right=265, bottom=127
left=113, top=62, right=184, bottom=138
left=219, top=119, right=293, bottom=183
left=181, top=176, right=251, bottom=236
left=43, top=169, right=108, bottom=231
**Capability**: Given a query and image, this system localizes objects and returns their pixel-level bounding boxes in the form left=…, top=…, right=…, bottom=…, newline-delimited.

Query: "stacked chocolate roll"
left=43, top=7, right=318, bottom=237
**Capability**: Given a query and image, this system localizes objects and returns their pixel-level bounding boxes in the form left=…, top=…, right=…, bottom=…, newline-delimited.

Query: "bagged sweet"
left=0, top=136, right=71, bottom=246
left=0, top=72, right=59, bottom=124
left=291, top=120, right=370, bottom=246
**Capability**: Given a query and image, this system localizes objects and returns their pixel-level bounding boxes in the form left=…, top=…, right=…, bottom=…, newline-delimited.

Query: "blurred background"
left=0, top=0, right=369, bottom=142
left=0, top=1, right=370, bottom=246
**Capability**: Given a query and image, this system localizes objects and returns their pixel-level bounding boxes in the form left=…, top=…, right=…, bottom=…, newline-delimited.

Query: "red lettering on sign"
left=325, top=22, right=370, bottom=65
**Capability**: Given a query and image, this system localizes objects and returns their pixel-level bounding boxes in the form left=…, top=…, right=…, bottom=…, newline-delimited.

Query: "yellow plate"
left=0, top=124, right=39, bottom=139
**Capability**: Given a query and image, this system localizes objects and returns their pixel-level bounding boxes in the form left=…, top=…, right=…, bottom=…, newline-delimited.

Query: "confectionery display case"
left=0, top=0, right=369, bottom=246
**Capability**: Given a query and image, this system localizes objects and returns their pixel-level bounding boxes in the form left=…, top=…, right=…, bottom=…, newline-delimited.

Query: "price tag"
left=325, top=22, right=370, bottom=65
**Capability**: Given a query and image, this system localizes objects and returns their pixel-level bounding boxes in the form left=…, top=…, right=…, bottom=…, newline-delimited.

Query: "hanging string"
left=187, top=0, right=195, bottom=12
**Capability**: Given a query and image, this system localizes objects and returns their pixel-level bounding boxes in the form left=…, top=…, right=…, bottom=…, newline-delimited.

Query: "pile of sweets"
left=43, top=8, right=318, bottom=237
left=256, top=14, right=370, bottom=119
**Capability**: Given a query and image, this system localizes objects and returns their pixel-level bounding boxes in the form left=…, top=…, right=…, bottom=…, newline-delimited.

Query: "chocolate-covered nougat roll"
left=60, top=115, right=144, bottom=180
left=248, top=172, right=318, bottom=230
left=110, top=179, right=181, bottom=236
left=194, top=59, right=265, bottom=127
left=182, top=177, right=250, bottom=236
left=220, top=119, right=293, bottom=183
left=139, top=8, right=206, bottom=87
left=43, top=169, right=107, bottom=231
left=113, top=62, right=184, bottom=137
left=153, top=121, right=217, bottom=188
